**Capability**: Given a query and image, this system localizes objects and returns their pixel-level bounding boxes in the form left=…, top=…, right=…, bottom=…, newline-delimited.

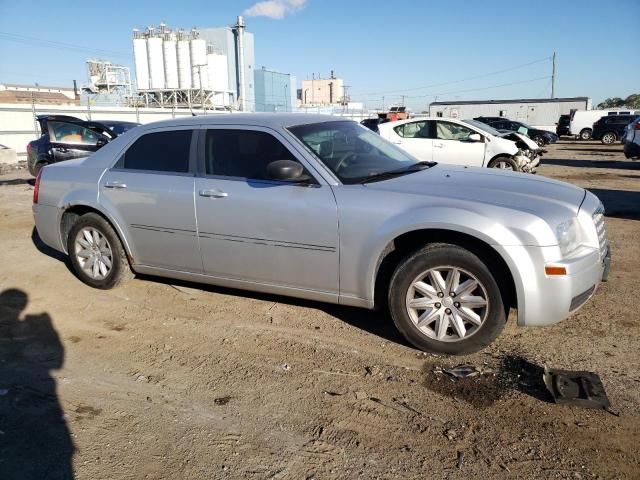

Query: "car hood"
left=498, top=132, right=540, bottom=150
left=364, top=164, right=585, bottom=219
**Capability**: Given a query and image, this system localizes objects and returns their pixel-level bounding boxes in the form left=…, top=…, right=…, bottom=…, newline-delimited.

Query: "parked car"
left=592, top=114, right=639, bottom=145
left=32, top=114, right=610, bottom=355
left=360, top=117, right=389, bottom=133
left=569, top=109, right=639, bottom=140
left=556, top=114, right=571, bottom=137
left=96, top=120, right=141, bottom=136
left=378, top=117, right=540, bottom=172
left=474, top=117, right=558, bottom=146
left=623, top=117, right=640, bottom=159
left=27, top=115, right=140, bottom=176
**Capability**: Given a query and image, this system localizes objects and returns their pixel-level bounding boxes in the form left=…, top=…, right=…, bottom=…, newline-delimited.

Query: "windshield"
left=463, top=119, right=500, bottom=136
left=288, top=121, right=429, bottom=184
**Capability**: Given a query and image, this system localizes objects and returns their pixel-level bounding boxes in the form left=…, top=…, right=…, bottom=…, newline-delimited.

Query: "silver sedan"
left=32, top=114, right=610, bottom=354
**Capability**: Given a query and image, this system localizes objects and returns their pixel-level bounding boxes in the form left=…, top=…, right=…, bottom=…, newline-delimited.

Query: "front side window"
left=435, top=121, right=474, bottom=141
left=289, top=121, right=425, bottom=184
left=49, top=121, right=105, bottom=146
left=394, top=121, right=431, bottom=139
left=205, top=129, right=297, bottom=180
left=123, top=130, right=192, bottom=173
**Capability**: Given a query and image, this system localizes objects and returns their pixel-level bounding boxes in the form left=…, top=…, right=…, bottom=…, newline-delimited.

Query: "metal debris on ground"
left=456, top=451, right=464, bottom=469
left=543, top=367, right=610, bottom=409
left=214, top=396, right=231, bottom=406
left=435, top=364, right=494, bottom=379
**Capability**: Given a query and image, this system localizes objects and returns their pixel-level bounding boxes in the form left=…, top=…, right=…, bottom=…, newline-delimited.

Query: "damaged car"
left=378, top=117, right=540, bottom=173
left=27, top=115, right=140, bottom=176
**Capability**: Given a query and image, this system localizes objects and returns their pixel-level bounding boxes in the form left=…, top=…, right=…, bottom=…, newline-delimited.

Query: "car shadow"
left=0, top=177, right=34, bottom=186
left=543, top=158, right=640, bottom=170
left=587, top=188, right=640, bottom=220
left=139, top=274, right=412, bottom=349
left=31, top=227, right=68, bottom=264
left=557, top=147, right=623, bottom=154
left=0, top=288, right=75, bottom=479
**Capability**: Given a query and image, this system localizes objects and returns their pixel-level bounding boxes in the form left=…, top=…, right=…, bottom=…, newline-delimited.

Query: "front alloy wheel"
left=601, top=132, right=616, bottom=145
left=388, top=244, right=507, bottom=354
left=405, top=267, right=488, bottom=342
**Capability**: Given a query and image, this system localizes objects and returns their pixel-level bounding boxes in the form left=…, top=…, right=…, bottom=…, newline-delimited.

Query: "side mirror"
left=96, top=137, right=109, bottom=149
left=468, top=133, right=482, bottom=142
left=266, top=160, right=311, bottom=183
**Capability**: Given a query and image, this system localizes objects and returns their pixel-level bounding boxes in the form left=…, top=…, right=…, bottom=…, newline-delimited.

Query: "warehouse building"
left=301, top=72, right=345, bottom=106
left=428, top=97, right=591, bottom=129
left=253, top=67, right=296, bottom=112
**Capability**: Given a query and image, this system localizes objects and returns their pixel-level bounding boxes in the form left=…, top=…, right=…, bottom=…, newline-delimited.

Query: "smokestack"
left=235, top=15, right=246, bottom=111
left=73, top=79, right=79, bottom=99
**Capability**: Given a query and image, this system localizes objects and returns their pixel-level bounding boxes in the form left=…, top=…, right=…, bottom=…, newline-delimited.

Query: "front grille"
left=592, top=204, right=608, bottom=260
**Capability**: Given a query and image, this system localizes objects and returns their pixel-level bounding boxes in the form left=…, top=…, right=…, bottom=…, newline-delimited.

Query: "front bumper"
left=499, top=244, right=608, bottom=327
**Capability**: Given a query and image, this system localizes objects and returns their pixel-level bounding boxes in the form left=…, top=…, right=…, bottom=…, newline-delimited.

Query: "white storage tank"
left=176, top=33, right=192, bottom=90
left=208, top=52, right=229, bottom=94
left=163, top=33, right=179, bottom=89
left=147, top=35, right=166, bottom=89
left=133, top=30, right=149, bottom=91
left=189, top=37, right=208, bottom=89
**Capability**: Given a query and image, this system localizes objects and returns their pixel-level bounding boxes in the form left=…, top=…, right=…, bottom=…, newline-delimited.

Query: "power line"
left=351, top=76, right=552, bottom=102
left=0, top=31, right=130, bottom=58
left=351, top=56, right=552, bottom=97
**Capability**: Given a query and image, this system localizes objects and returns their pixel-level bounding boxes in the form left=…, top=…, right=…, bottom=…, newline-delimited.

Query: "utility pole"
left=401, top=95, right=406, bottom=107
left=382, top=95, right=385, bottom=112
left=551, top=51, right=556, bottom=99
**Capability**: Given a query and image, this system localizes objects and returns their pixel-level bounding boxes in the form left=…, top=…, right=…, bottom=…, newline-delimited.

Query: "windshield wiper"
left=356, top=161, right=435, bottom=184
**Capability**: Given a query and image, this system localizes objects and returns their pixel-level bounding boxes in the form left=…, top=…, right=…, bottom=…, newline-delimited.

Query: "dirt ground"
left=0, top=140, right=639, bottom=480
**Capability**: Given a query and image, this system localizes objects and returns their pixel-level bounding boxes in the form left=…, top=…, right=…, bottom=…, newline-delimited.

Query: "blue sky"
left=1, top=0, right=638, bottom=110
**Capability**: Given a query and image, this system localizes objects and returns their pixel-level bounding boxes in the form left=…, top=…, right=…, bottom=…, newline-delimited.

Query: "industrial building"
left=132, top=17, right=254, bottom=111
left=301, top=72, right=345, bottom=106
left=428, top=97, right=591, bottom=128
left=0, top=83, right=79, bottom=105
left=253, top=67, right=296, bottom=112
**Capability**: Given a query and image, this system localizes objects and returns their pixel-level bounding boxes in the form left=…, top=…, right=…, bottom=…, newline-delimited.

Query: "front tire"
left=601, top=132, right=616, bottom=145
left=67, top=213, right=133, bottom=289
left=579, top=128, right=592, bottom=141
left=488, top=156, right=518, bottom=171
left=388, top=244, right=507, bottom=355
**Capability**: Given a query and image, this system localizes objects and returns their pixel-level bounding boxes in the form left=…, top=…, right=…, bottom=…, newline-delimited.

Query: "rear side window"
left=49, top=121, right=106, bottom=146
left=394, top=121, right=431, bottom=138
left=124, top=130, right=192, bottom=173
left=205, top=129, right=296, bottom=180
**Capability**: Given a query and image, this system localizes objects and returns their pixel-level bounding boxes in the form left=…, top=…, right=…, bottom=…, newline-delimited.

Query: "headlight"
left=556, top=218, right=581, bottom=256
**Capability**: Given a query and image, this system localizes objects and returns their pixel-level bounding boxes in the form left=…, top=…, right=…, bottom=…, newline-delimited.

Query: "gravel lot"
left=1, top=140, right=639, bottom=479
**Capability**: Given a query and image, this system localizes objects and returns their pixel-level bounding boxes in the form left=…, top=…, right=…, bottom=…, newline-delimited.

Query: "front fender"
left=340, top=205, right=536, bottom=307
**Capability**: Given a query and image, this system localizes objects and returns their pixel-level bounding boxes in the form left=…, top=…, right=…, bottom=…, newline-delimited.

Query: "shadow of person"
left=0, top=289, right=74, bottom=479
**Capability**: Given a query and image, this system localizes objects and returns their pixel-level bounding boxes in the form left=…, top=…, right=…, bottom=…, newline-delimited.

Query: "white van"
left=570, top=109, right=640, bottom=140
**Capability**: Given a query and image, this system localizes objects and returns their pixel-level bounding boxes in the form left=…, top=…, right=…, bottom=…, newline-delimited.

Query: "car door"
left=194, top=126, right=339, bottom=295
left=47, top=120, right=109, bottom=163
left=389, top=121, right=433, bottom=161
left=99, top=127, right=202, bottom=272
left=432, top=121, right=485, bottom=166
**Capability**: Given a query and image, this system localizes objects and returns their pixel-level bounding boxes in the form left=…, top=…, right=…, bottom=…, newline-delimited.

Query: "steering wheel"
left=334, top=152, right=357, bottom=172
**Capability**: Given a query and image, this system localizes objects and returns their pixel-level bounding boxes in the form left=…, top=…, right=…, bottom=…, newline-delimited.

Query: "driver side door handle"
left=199, top=189, right=228, bottom=198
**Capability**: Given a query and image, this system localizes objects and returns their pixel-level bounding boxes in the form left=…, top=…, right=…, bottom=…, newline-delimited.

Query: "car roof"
left=95, top=120, right=141, bottom=126
left=140, top=113, right=351, bottom=130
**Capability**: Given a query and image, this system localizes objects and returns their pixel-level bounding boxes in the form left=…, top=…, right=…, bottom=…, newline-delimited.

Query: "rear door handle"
left=104, top=181, right=127, bottom=189
left=434, top=143, right=444, bottom=148
left=199, top=189, right=228, bottom=198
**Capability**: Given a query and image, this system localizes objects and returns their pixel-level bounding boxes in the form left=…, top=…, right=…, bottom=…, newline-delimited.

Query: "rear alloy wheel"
left=601, top=132, right=616, bottom=145
left=388, top=244, right=507, bottom=354
left=579, top=129, right=592, bottom=141
left=488, top=156, right=518, bottom=171
left=67, top=213, right=133, bottom=289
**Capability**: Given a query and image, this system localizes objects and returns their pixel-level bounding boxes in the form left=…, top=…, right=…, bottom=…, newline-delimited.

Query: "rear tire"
left=601, top=132, right=616, bottom=145
left=579, top=128, right=592, bottom=141
left=388, top=244, right=507, bottom=355
left=488, top=156, right=518, bottom=171
left=67, top=213, right=133, bottom=289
